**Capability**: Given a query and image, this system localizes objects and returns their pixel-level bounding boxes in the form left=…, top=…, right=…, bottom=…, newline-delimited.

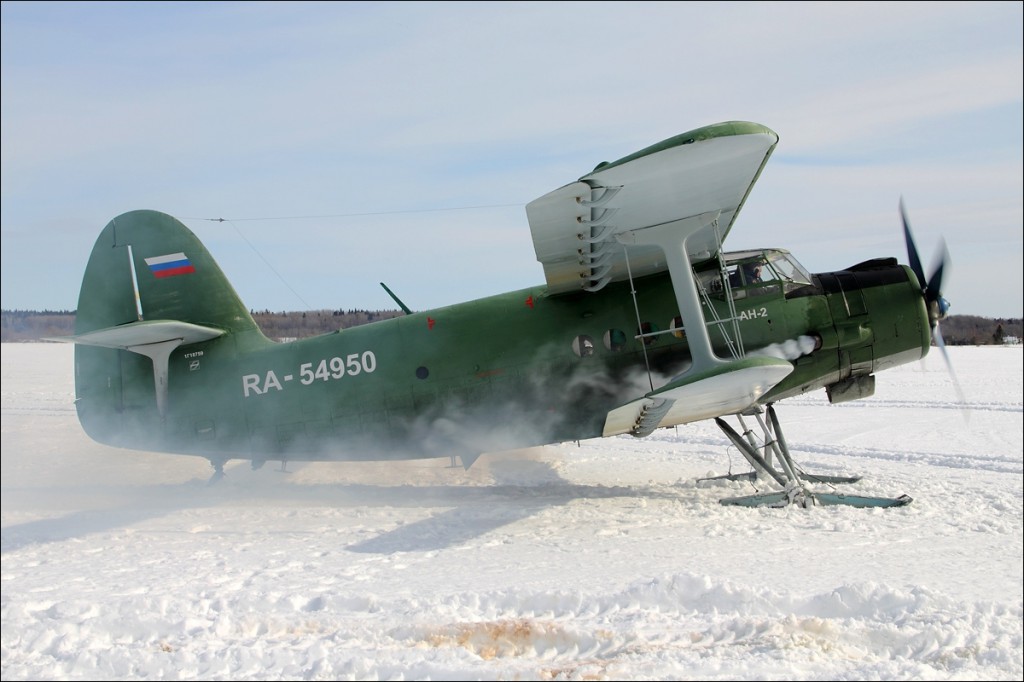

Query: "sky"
left=2, top=342, right=1022, bottom=680
left=1, top=1, right=1022, bottom=318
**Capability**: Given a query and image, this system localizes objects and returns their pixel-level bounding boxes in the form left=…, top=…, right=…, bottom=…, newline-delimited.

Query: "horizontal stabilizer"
left=49, top=320, right=224, bottom=420
left=603, top=356, right=793, bottom=437
left=47, top=319, right=224, bottom=349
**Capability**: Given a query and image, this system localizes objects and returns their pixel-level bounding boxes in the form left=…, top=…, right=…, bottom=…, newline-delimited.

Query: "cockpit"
left=697, top=249, right=814, bottom=300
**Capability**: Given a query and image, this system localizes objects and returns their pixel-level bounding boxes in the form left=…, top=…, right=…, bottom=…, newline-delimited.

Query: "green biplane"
left=57, top=121, right=958, bottom=508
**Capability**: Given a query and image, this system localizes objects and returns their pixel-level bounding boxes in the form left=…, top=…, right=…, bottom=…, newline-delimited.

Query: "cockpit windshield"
left=698, top=249, right=813, bottom=300
left=759, top=250, right=813, bottom=292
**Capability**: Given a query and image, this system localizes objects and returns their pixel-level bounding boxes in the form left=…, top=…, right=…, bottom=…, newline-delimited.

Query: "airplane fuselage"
left=74, top=254, right=929, bottom=466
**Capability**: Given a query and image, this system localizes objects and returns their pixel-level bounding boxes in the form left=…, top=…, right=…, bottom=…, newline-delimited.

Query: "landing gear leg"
left=208, top=459, right=226, bottom=485
left=711, top=404, right=912, bottom=508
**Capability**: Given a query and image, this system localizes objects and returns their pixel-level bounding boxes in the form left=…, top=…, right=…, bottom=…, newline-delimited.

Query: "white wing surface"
left=526, top=121, right=778, bottom=295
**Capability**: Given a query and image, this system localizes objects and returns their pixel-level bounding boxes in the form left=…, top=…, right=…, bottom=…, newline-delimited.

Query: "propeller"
left=899, top=198, right=968, bottom=417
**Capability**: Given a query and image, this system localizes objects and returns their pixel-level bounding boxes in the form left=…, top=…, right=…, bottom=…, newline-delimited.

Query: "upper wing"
left=526, top=121, right=778, bottom=295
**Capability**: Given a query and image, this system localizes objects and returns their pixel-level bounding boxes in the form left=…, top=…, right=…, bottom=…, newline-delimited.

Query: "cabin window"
left=638, top=322, right=658, bottom=346
left=722, top=259, right=781, bottom=300
left=604, top=329, right=627, bottom=352
left=572, top=335, right=596, bottom=357
left=728, top=260, right=765, bottom=288
left=670, top=316, right=685, bottom=339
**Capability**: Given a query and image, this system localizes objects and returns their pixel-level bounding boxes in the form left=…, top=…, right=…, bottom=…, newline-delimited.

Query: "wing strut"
left=602, top=213, right=796, bottom=438
left=616, top=212, right=727, bottom=375
left=695, top=222, right=745, bottom=360
left=622, top=245, right=656, bottom=392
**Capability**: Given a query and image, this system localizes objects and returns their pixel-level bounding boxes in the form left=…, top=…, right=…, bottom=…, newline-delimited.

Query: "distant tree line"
left=245, top=309, right=403, bottom=340
left=1, top=309, right=1020, bottom=345
left=1, top=309, right=77, bottom=341
left=938, top=315, right=1022, bottom=346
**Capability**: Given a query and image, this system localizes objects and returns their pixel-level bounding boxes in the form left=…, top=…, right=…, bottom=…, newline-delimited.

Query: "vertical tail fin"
left=70, top=210, right=267, bottom=451
left=75, top=210, right=260, bottom=336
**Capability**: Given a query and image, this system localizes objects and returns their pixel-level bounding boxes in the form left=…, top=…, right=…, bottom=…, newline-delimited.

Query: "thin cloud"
left=1, top=2, right=1021, bottom=316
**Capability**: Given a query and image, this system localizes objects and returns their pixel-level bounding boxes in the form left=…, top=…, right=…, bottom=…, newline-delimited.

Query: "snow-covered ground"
left=2, top=342, right=1021, bottom=680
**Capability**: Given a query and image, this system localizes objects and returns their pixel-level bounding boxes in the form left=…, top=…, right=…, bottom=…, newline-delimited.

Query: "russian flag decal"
left=145, top=252, right=195, bottom=278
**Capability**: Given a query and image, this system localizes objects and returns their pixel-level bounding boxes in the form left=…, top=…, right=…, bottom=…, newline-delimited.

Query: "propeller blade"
left=900, top=199, right=964, bottom=420
left=933, top=323, right=970, bottom=424
left=925, top=237, right=950, bottom=314
left=900, top=198, right=927, bottom=292
left=902, top=199, right=951, bottom=327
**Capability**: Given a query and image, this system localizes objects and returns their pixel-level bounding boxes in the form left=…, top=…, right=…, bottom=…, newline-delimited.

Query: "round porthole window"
left=604, top=329, right=627, bottom=352
left=670, top=316, right=685, bottom=339
left=572, top=335, right=596, bottom=357
left=638, top=322, right=658, bottom=346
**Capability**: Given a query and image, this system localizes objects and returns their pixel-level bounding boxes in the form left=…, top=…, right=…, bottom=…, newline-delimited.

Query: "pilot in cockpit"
left=742, top=262, right=763, bottom=284
left=730, top=261, right=764, bottom=287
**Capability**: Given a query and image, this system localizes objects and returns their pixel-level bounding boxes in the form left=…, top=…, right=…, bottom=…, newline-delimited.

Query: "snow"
left=2, top=342, right=1021, bottom=681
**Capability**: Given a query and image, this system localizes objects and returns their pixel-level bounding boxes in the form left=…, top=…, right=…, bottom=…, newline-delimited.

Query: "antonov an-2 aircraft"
left=58, top=121, right=957, bottom=508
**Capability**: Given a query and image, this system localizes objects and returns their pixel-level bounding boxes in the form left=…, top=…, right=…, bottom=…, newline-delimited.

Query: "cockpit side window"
left=726, top=257, right=775, bottom=299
